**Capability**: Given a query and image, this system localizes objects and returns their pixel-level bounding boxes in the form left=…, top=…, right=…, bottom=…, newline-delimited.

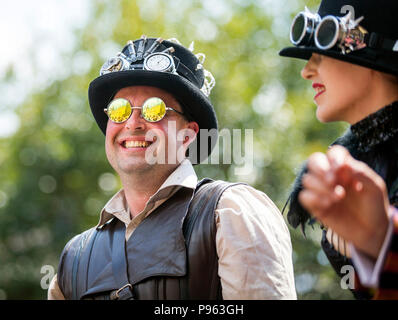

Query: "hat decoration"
left=291, top=7, right=372, bottom=55
left=280, top=0, right=398, bottom=76
left=99, top=35, right=215, bottom=97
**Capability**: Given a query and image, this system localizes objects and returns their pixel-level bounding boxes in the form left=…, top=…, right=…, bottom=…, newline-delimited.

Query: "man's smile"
left=124, top=140, right=152, bottom=148
left=118, top=137, right=155, bottom=150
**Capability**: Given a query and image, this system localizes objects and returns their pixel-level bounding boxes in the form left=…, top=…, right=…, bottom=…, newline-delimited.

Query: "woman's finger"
left=302, top=172, right=335, bottom=196
left=306, top=152, right=334, bottom=185
left=299, top=188, right=335, bottom=215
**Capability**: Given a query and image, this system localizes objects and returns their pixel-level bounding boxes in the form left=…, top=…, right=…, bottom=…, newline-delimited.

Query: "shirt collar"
left=97, top=159, right=197, bottom=227
left=158, top=158, right=198, bottom=191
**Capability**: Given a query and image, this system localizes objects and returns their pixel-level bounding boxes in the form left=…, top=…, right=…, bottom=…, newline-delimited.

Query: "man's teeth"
left=124, top=141, right=151, bottom=148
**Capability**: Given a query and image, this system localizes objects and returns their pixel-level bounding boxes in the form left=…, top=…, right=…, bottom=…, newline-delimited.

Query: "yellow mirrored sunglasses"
left=104, top=97, right=184, bottom=123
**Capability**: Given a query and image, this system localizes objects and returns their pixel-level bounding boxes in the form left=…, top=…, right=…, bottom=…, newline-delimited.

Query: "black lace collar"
left=350, top=101, right=398, bottom=152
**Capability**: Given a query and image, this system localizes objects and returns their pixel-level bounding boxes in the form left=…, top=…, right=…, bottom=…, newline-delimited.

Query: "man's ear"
left=178, top=121, right=199, bottom=161
left=184, top=121, right=199, bottom=145
left=187, top=121, right=199, bottom=135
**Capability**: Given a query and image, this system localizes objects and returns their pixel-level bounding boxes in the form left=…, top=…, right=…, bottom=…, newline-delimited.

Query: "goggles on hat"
left=290, top=8, right=321, bottom=46
left=290, top=8, right=368, bottom=54
left=104, top=97, right=184, bottom=123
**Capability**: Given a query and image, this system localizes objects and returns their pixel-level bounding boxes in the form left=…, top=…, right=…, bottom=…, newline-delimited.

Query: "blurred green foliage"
left=0, top=0, right=352, bottom=299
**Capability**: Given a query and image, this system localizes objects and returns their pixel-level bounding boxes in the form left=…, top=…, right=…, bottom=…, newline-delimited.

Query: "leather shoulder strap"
left=183, top=179, right=219, bottom=241
left=181, top=179, right=245, bottom=299
left=183, top=178, right=246, bottom=242
left=71, top=227, right=99, bottom=300
left=110, top=219, right=134, bottom=300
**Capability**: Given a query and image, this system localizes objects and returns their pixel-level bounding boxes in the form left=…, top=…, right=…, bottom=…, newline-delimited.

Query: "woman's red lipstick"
left=313, top=83, right=326, bottom=99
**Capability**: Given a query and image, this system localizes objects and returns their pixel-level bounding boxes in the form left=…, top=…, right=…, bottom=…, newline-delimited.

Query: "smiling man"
left=104, top=85, right=199, bottom=218
left=48, top=36, right=296, bottom=300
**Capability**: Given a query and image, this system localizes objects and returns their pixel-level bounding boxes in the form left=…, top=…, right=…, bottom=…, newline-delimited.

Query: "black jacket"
left=285, top=101, right=398, bottom=299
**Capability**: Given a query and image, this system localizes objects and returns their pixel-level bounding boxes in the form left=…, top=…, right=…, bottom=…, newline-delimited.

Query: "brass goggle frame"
left=104, top=97, right=184, bottom=124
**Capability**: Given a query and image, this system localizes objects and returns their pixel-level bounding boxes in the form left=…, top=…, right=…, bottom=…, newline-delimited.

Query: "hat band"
left=368, top=33, right=398, bottom=52
left=173, top=58, right=202, bottom=88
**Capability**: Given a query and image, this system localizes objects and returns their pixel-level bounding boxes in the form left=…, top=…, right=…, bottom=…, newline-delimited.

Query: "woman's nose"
left=301, top=54, right=319, bottom=80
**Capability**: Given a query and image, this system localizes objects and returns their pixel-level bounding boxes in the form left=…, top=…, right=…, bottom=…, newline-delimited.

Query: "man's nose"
left=125, top=108, right=146, bottom=131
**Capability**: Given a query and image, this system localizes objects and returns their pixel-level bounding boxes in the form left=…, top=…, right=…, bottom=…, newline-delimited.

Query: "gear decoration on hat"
left=299, top=7, right=368, bottom=55
left=99, top=35, right=216, bottom=97
left=100, top=54, right=130, bottom=73
left=332, top=11, right=368, bottom=54
left=280, top=0, right=398, bottom=77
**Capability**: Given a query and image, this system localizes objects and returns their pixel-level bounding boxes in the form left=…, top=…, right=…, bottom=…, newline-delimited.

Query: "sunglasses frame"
left=104, top=97, right=185, bottom=123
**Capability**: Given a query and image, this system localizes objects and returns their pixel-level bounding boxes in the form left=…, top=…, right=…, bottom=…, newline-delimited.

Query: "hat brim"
left=88, top=70, right=218, bottom=164
left=279, top=46, right=398, bottom=76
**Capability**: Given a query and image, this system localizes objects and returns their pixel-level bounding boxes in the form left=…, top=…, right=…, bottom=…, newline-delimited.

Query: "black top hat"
left=279, top=0, right=398, bottom=75
left=88, top=36, right=218, bottom=164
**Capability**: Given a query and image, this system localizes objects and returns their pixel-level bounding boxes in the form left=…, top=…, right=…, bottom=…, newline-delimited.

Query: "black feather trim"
left=284, top=100, right=398, bottom=232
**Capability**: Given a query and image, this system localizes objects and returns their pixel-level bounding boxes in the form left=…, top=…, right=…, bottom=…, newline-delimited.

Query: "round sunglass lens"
left=291, top=14, right=306, bottom=45
left=142, top=98, right=166, bottom=122
left=316, top=17, right=338, bottom=49
left=107, top=99, right=131, bottom=123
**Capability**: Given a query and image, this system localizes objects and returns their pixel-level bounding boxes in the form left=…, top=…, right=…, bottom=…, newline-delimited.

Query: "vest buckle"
left=110, top=283, right=134, bottom=300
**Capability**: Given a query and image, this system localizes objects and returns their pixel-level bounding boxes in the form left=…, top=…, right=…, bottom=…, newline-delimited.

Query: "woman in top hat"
left=280, top=0, right=398, bottom=299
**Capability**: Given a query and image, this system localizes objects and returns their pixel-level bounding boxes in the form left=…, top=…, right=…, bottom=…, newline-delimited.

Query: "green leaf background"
left=0, top=0, right=352, bottom=299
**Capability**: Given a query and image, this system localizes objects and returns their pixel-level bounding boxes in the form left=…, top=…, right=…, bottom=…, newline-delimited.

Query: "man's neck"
left=120, top=164, right=179, bottom=218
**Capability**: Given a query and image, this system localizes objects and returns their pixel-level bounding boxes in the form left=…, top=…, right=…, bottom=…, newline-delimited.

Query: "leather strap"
left=71, top=227, right=98, bottom=300
left=174, top=57, right=201, bottom=88
left=181, top=178, right=244, bottom=300
left=178, top=178, right=213, bottom=299
left=183, top=178, right=214, bottom=244
left=110, top=221, right=134, bottom=300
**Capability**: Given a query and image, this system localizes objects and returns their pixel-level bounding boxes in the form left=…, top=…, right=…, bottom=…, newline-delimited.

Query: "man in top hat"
left=48, top=36, right=296, bottom=300
left=280, top=0, right=398, bottom=299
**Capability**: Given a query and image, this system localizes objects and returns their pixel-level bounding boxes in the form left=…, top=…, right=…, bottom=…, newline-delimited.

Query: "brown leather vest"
left=57, top=179, right=240, bottom=300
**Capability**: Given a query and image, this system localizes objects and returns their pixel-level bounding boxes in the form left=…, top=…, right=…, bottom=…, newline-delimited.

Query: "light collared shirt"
left=48, top=159, right=297, bottom=300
